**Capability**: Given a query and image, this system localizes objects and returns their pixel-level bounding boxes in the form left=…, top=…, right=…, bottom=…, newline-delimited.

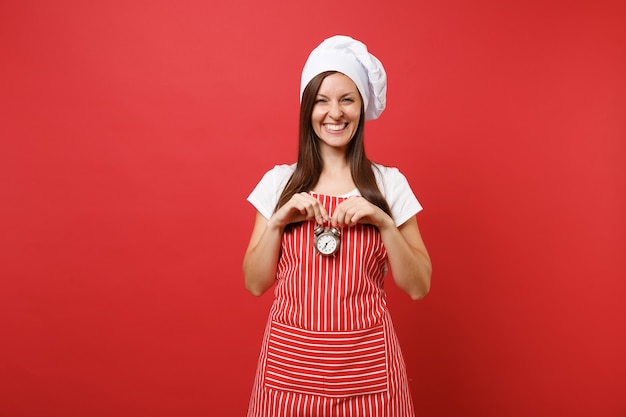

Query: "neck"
left=319, top=146, right=349, bottom=170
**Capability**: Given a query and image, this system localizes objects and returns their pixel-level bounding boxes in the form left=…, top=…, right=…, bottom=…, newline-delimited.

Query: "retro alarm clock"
left=313, top=224, right=341, bottom=256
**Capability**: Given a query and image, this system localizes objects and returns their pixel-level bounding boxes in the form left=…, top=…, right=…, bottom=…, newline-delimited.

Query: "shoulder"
left=371, top=163, right=411, bottom=194
left=267, top=163, right=297, bottom=182
left=256, top=163, right=296, bottom=192
left=246, top=163, right=296, bottom=219
left=372, top=163, right=402, bottom=176
left=371, top=163, right=422, bottom=226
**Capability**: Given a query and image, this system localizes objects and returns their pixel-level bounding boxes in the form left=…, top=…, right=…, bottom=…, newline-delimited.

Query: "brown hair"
left=275, top=71, right=392, bottom=217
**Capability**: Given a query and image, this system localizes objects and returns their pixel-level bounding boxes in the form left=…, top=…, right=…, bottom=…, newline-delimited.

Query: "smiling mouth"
left=324, top=123, right=348, bottom=131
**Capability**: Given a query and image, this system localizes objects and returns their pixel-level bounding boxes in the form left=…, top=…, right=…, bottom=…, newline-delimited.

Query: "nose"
left=328, top=101, right=343, bottom=119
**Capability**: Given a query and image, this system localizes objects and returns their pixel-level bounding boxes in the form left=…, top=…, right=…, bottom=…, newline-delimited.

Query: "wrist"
left=376, top=215, right=396, bottom=232
left=267, top=216, right=286, bottom=233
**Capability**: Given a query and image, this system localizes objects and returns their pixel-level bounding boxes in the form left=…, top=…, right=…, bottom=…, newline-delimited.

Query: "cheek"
left=350, top=112, right=361, bottom=127
left=311, top=108, right=324, bottom=122
left=311, top=110, right=325, bottom=132
left=348, top=105, right=362, bottom=122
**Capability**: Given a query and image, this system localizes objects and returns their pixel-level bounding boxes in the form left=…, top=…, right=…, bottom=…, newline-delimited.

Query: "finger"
left=332, top=206, right=348, bottom=227
left=294, top=193, right=328, bottom=224
left=335, top=197, right=374, bottom=226
left=344, top=208, right=361, bottom=227
left=333, top=197, right=358, bottom=226
left=298, top=192, right=329, bottom=224
left=293, top=196, right=316, bottom=221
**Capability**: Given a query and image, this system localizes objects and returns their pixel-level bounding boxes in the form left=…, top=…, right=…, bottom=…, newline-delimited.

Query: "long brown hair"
left=275, top=71, right=392, bottom=218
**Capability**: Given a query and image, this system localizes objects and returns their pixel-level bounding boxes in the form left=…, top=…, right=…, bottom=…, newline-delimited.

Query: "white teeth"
left=325, top=123, right=346, bottom=131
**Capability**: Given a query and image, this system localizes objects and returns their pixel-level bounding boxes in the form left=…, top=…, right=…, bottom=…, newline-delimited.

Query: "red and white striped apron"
left=248, top=193, right=415, bottom=417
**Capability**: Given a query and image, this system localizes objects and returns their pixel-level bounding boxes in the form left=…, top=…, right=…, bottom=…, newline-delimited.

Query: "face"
left=311, top=72, right=362, bottom=153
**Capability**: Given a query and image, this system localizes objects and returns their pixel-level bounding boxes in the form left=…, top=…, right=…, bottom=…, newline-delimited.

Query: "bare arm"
left=378, top=215, right=431, bottom=300
left=242, top=211, right=283, bottom=296
left=242, top=192, right=329, bottom=296
left=332, top=196, right=432, bottom=300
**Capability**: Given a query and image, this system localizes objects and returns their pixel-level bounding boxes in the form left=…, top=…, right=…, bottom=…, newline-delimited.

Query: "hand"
left=332, top=196, right=393, bottom=229
left=270, top=192, right=329, bottom=229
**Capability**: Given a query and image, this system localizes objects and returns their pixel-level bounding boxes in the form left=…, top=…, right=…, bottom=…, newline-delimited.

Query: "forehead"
left=317, top=72, right=360, bottom=95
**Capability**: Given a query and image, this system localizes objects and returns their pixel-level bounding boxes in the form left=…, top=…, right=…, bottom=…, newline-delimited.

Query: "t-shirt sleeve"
left=246, top=164, right=295, bottom=220
left=375, top=165, right=423, bottom=227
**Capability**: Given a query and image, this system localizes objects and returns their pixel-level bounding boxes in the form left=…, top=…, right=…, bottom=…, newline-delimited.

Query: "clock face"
left=315, top=233, right=339, bottom=255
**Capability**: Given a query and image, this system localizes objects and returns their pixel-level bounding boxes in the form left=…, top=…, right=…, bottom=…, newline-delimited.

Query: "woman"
left=243, top=35, right=432, bottom=417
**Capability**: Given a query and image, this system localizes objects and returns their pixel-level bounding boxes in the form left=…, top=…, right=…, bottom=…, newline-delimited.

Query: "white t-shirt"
left=247, top=163, right=422, bottom=227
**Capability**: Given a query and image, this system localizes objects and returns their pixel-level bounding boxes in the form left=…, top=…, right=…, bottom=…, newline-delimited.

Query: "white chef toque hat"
left=300, top=35, right=387, bottom=121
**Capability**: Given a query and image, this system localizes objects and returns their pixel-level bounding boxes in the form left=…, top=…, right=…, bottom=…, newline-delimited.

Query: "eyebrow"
left=315, top=92, right=358, bottom=98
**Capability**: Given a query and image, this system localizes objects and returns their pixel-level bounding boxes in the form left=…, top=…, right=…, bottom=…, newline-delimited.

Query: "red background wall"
left=1, top=1, right=624, bottom=416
